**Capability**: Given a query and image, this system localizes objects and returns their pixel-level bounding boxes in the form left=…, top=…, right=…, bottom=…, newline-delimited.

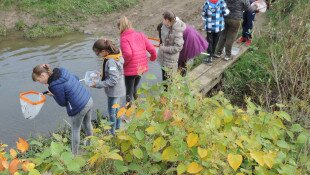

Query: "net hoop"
left=20, top=91, right=46, bottom=105
left=148, top=37, right=160, bottom=47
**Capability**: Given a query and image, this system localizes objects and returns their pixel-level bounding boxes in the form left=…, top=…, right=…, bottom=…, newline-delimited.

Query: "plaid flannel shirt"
left=202, top=0, right=230, bottom=33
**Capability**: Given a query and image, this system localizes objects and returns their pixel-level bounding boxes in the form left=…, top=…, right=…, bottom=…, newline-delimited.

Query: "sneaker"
left=237, top=36, right=246, bottom=44
left=213, top=54, right=221, bottom=59
left=204, top=56, right=213, bottom=65
left=245, top=39, right=252, bottom=47
left=224, top=55, right=232, bottom=61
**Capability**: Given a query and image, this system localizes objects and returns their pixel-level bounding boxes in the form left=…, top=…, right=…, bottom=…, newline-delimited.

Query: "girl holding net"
left=32, top=64, right=93, bottom=155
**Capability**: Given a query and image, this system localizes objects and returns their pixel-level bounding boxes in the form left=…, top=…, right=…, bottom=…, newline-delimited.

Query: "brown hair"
left=93, top=39, right=120, bottom=54
left=32, top=64, right=53, bottom=81
left=163, top=11, right=176, bottom=23
left=118, top=16, right=133, bottom=34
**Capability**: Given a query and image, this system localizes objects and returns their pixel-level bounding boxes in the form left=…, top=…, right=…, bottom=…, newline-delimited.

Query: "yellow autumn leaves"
left=112, top=103, right=144, bottom=118
left=250, top=151, right=277, bottom=168
left=226, top=151, right=277, bottom=172
left=227, top=154, right=243, bottom=171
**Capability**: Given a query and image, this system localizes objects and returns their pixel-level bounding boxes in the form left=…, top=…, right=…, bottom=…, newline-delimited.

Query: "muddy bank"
left=0, top=0, right=205, bottom=39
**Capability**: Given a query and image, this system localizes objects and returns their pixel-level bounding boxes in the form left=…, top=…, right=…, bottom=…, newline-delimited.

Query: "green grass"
left=0, top=0, right=138, bottom=38
left=222, top=0, right=310, bottom=127
left=4, top=0, right=138, bottom=23
left=24, top=24, right=73, bottom=39
left=15, top=20, right=27, bottom=31
left=0, top=24, right=7, bottom=36
left=190, top=54, right=205, bottom=70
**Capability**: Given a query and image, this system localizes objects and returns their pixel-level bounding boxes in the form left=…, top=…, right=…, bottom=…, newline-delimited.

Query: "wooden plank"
left=190, top=42, right=249, bottom=94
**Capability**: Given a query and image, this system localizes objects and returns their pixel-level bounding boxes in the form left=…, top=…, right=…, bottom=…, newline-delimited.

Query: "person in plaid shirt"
left=202, top=0, right=229, bottom=64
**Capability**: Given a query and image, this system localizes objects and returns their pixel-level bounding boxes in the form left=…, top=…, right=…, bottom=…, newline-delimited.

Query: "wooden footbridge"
left=189, top=42, right=249, bottom=95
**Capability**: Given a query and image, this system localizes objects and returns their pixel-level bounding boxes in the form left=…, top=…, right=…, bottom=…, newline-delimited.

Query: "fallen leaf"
left=16, top=138, right=29, bottom=153
left=163, top=109, right=172, bottom=121
left=263, top=151, right=277, bottom=169
left=227, top=153, right=242, bottom=171
left=250, top=151, right=265, bottom=166
left=9, top=158, right=20, bottom=174
left=10, top=149, right=17, bottom=158
left=136, top=109, right=145, bottom=118
left=117, top=107, right=127, bottom=118
left=197, top=147, right=208, bottom=158
left=1, top=160, right=9, bottom=170
left=186, top=133, right=199, bottom=148
left=187, top=162, right=203, bottom=174
left=112, top=103, right=120, bottom=108
left=126, top=107, right=135, bottom=117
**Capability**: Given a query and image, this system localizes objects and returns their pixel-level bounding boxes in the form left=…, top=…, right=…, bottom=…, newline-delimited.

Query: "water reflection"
left=0, top=33, right=161, bottom=146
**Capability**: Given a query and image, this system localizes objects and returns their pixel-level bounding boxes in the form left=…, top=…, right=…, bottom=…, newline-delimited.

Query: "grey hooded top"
left=95, top=57, right=126, bottom=98
left=157, top=18, right=186, bottom=70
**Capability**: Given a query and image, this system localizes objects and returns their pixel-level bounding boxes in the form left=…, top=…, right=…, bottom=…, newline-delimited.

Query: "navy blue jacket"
left=48, top=68, right=90, bottom=116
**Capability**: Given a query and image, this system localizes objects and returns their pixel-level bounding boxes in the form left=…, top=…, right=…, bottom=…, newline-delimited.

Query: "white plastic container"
left=84, top=70, right=101, bottom=87
left=232, top=47, right=240, bottom=56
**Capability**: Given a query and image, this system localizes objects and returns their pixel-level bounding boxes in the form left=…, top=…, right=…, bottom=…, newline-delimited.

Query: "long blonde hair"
left=118, top=16, right=133, bottom=34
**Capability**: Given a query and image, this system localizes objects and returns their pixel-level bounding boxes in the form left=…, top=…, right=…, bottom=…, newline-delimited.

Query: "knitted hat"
left=209, top=0, right=219, bottom=4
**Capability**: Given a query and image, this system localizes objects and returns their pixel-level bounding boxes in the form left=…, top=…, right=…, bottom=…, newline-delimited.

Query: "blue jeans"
left=242, top=11, right=256, bottom=39
left=108, top=97, right=121, bottom=135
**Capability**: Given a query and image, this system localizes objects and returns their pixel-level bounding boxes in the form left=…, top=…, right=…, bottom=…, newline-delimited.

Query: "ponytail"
left=118, top=16, right=133, bottom=34
left=32, top=64, right=53, bottom=81
left=93, top=39, right=120, bottom=55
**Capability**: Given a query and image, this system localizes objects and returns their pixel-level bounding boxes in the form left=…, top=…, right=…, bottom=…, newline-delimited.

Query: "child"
left=237, top=0, right=259, bottom=46
left=91, top=39, right=126, bottom=135
left=215, top=0, right=257, bottom=61
left=118, top=16, right=157, bottom=104
left=202, top=0, right=230, bottom=64
left=32, top=64, right=93, bottom=155
left=157, top=11, right=186, bottom=81
left=157, top=21, right=209, bottom=76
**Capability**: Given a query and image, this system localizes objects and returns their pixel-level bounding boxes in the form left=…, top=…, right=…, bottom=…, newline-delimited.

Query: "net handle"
left=20, top=90, right=46, bottom=105
left=148, top=37, right=160, bottom=47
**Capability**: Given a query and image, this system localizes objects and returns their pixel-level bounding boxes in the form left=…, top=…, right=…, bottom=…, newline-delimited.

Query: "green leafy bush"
left=1, top=75, right=309, bottom=174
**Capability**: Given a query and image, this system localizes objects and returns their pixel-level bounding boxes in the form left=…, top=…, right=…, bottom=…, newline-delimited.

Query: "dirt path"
left=77, top=0, right=206, bottom=39
left=1, top=0, right=266, bottom=41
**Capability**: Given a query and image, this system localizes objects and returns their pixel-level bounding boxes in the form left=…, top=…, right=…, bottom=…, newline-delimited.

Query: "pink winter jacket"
left=120, top=29, right=157, bottom=76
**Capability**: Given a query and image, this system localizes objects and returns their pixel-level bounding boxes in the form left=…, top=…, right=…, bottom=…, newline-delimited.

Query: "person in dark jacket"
left=215, top=0, right=257, bottom=61
left=237, top=0, right=259, bottom=46
left=32, top=64, right=93, bottom=155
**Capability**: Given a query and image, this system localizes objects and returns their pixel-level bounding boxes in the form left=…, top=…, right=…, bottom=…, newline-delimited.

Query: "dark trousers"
left=242, top=11, right=256, bottom=39
left=162, top=68, right=172, bottom=91
left=206, top=32, right=221, bottom=56
left=162, top=69, right=170, bottom=81
left=216, top=18, right=241, bottom=57
left=178, top=61, right=187, bottom=77
left=125, top=75, right=141, bottom=103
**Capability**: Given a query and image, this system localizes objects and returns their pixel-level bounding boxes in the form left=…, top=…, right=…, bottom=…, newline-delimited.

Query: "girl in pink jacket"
left=118, top=16, right=157, bottom=104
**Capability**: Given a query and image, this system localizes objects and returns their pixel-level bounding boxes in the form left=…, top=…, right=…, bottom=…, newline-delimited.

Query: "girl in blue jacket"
left=32, top=64, right=93, bottom=155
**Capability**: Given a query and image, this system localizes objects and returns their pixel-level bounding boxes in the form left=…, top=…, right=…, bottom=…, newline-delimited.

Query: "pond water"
left=0, top=33, right=161, bottom=146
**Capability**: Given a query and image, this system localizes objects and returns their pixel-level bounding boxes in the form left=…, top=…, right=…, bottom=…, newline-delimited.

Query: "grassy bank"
left=222, top=0, right=310, bottom=128
left=0, top=0, right=138, bottom=38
